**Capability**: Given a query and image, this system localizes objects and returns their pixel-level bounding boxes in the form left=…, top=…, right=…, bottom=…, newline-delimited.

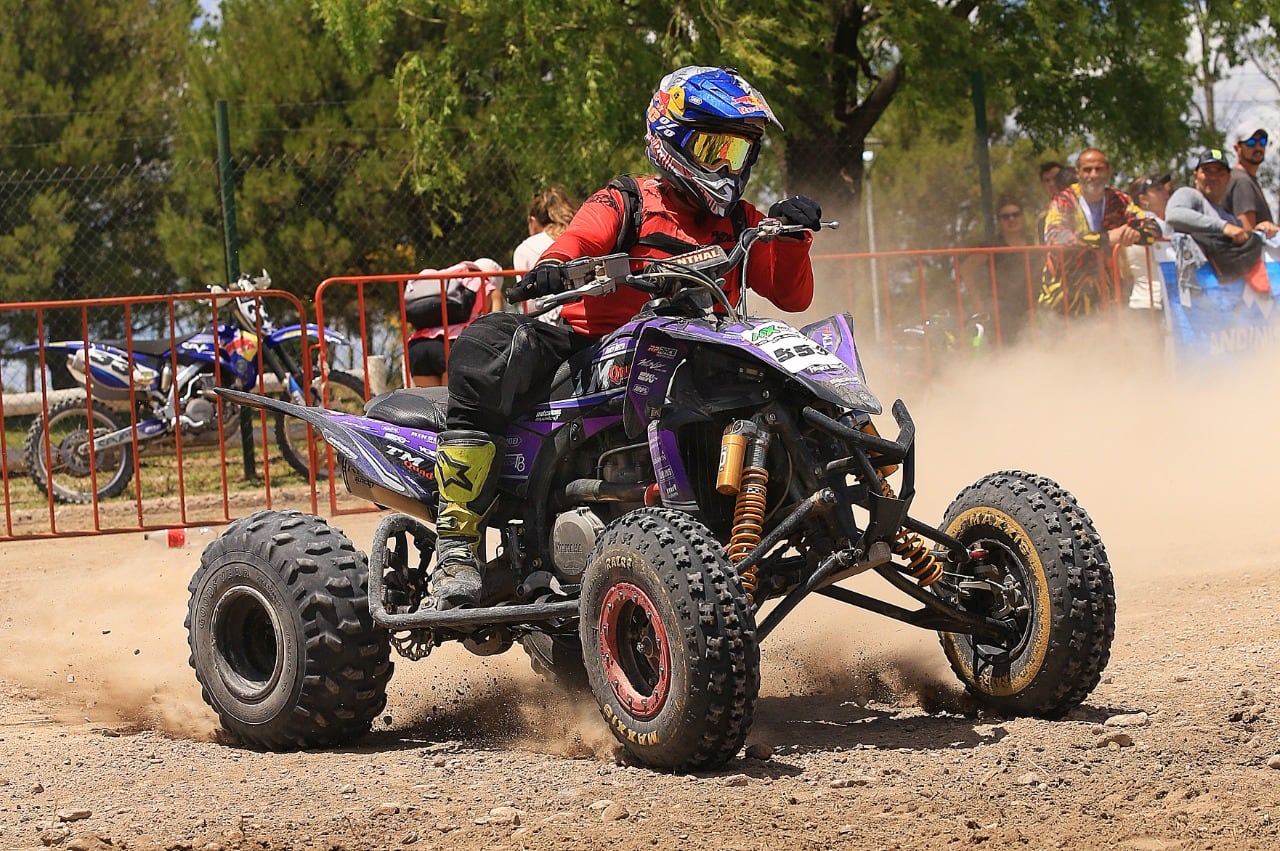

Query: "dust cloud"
left=1, top=320, right=1275, bottom=753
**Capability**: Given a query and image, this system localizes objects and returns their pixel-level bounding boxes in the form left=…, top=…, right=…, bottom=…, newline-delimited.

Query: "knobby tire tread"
left=583, top=507, right=759, bottom=771
left=185, top=509, right=392, bottom=750
left=941, top=470, right=1114, bottom=718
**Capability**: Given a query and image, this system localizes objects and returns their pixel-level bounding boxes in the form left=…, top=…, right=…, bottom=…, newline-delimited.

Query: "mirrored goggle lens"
left=687, top=132, right=755, bottom=172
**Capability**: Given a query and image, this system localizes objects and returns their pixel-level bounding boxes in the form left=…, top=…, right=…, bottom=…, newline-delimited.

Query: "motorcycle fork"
left=262, top=345, right=309, bottom=404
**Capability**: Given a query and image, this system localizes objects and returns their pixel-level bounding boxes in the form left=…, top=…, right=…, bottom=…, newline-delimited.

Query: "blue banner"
left=1160, top=253, right=1280, bottom=363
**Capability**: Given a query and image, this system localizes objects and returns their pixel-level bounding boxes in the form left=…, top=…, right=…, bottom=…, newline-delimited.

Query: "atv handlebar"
left=527, top=218, right=839, bottom=315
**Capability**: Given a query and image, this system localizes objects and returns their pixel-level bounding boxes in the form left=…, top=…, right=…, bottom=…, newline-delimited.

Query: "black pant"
left=444, top=313, right=597, bottom=435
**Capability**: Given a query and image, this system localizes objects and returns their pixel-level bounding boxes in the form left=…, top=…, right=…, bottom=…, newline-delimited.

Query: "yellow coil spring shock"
left=858, top=419, right=941, bottom=587
left=717, top=421, right=770, bottom=602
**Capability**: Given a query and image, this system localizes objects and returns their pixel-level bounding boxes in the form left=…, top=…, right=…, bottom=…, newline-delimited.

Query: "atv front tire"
left=185, top=509, right=392, bottom=749
left=938, top=471, right=1115, bottom=717
left=580, top=507, right=759, bottom=771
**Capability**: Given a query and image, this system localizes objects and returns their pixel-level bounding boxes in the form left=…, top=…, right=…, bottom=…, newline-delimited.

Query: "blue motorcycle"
left=20, top=272, right=366, bottom=503
left=187, top=224, right=1115, bottom=771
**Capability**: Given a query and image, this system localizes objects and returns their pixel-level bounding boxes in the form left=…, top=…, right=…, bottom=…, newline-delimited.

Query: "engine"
left=179, top=374, right=222, bottom=432
left=551, top=507, right=606, bottom=581
left=549, top=441, right=651, bottom=583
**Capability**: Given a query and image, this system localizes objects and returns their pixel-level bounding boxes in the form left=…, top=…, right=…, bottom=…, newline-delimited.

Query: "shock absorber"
left=717, top=420, right=771, bottom=602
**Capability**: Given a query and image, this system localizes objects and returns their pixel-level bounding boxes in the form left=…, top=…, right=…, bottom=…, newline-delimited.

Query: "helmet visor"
left=686, top=131, right=756, bottom=174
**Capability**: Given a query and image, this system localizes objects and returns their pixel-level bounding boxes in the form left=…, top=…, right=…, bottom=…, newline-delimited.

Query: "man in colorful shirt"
left=1039, top=148, right=1161, bottom=315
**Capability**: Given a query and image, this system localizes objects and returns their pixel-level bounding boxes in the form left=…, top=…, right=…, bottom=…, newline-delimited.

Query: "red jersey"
left=544, top=177, right=815, bottom=336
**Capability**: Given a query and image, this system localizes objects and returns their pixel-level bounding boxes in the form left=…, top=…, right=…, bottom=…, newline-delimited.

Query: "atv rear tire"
left=938, top=470, right=1115, bottom=717
left=185, top=509, right=392, bottom=749
left=580, top=507, right=759, bottom=771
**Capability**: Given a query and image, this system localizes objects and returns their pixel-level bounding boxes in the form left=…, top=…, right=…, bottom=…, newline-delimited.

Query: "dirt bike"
left=186, top=221, right=1115, bottom=771
left=19, top=272, right=367, bottom=504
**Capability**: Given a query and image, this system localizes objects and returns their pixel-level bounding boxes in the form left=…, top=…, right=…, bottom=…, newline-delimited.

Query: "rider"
left=430, top=65, right=823, bottom=608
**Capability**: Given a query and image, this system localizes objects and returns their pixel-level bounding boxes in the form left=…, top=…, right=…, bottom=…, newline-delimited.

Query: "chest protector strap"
left=607, top=175, right=747, bottom=256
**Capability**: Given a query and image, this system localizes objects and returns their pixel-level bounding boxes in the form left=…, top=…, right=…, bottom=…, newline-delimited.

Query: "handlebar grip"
left=506, top=281, right=537, bottom=303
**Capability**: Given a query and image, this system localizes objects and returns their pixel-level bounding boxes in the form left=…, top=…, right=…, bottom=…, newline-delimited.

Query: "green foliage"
left=0, top=0, right=197, bottom=310
left=159, top=0, right=437, bottom=317
left=315, top=0, right=1216, bottom=240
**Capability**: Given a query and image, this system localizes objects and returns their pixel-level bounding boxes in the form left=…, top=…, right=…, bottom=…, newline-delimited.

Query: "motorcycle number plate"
left=741, top=322, right=847, bottom=375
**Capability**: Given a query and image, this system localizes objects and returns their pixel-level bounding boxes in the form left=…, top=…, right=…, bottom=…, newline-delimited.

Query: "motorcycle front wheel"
left=275, top=370, right=367, bottom=481
left=23, top=394, right=134, bottom=504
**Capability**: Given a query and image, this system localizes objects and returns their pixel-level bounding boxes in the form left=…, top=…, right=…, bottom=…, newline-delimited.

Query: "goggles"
left=1243, top=134, right=1269, bottom=148
left=686, top=131, right=756, bottom=173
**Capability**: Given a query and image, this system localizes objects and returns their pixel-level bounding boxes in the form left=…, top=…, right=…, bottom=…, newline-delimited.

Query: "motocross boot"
left=431, top=430, right=500, bottom=609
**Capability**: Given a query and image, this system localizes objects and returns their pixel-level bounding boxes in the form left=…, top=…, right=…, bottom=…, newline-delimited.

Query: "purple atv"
left=185, top=220, right=1115, bottom=771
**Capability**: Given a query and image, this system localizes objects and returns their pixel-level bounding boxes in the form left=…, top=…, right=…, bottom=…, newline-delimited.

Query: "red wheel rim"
left=597, top=581, right=670, bottom=720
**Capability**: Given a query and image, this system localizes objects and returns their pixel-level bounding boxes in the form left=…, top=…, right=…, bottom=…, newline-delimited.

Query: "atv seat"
left=363, top=386, right=449, bottom=431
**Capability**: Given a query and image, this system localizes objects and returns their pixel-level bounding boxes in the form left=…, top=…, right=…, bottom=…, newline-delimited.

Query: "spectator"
left=1039, top=148, right=1160, bottom=315
left=1166, top=148, right=1279, bottom=283
left=1035, top=160, right=1064, bottom=244
left=512, top=185, right=579, bottom=323
left=1124, top=173, right=1174, bottom=310
left=405, top=258, right=504, bottom=388
left=1052, top=165, right=1078, bottom=195
left=959, top=193, right=1036, bottom=342
left=1223, top=123, right=1275, bottom=231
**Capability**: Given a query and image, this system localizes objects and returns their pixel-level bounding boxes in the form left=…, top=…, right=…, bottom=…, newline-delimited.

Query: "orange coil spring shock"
left=879, top=478, right=943, bottom=586
left=725, top=431, right=771, bottom=602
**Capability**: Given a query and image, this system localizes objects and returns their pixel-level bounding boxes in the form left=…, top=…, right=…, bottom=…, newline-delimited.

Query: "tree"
left=0, top=0, right=197, bottom=307
left=315, top=0, right=1204, bottom=235
left=159, top=0, right=443, bottom=330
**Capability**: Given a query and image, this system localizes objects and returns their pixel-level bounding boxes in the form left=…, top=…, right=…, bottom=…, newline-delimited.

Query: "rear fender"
left=14, top=340, right=88, bottom=357
left=215, top=388, right=432, bottom=501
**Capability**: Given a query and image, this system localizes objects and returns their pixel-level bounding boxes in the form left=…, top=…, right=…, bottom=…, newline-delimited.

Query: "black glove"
left=768, top=195, right=822, bottom=232
left=507, top=261, right=568, bottom=303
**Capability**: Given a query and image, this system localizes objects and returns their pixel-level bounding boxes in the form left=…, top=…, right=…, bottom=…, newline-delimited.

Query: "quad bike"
left=18, top=271, right=366, bottom=503
left=186, top=220, right=1115, bottom=770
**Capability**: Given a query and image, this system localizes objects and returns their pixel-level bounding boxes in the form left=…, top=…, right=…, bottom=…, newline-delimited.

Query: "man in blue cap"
left=1167, top=148, right=1279, bottom=282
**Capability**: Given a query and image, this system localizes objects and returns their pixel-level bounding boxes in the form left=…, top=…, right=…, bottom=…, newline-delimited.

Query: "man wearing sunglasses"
left=424, top=66, right=821, bottom=609
left=1223, top=123, right=1275, bottom=231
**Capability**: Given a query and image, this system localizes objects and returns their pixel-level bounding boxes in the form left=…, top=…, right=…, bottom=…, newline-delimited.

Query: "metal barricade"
left=809, top=243, right=1149, bottom=382
left=312, top=267, right=515, bottom=516
left=0, top=288, right=329, bottom=541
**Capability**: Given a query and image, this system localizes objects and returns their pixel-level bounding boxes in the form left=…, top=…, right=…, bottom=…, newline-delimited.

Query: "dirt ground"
left=1, top=326, right=1277, bottom=851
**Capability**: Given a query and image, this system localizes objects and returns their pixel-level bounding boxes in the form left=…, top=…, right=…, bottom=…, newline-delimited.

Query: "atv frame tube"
left=366, top=512, right=577, bottom=630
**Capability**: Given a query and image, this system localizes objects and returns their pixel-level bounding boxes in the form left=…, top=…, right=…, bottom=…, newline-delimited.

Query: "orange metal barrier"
left=2, top=244, right=1173, bottom=541
left=809, top=242, right=1164, bottom=381
left=0, top=289, right=326, bottom=541
left=312, top=267, right=516, bottom=516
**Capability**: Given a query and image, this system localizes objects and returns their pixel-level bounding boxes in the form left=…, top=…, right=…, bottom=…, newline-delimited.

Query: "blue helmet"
left=645, top=66, right=781, bottom=216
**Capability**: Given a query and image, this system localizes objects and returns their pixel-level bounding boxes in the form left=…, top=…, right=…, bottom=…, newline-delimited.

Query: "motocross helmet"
left=645, top=66, right=781, bottom=217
